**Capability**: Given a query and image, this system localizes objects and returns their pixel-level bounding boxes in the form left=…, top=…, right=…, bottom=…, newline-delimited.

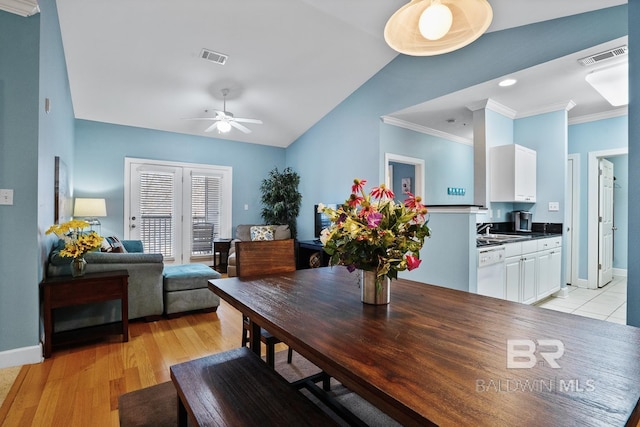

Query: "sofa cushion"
left=250, top=225, right=275, bottom=241
left=102, top=236, right=128, bottom=253
left=163, top=264, right=221, bottom=292
left=235, top=224, right=291, bottom=241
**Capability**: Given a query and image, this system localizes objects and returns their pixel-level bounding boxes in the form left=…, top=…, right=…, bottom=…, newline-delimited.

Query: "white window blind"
left=191, top=174, right=221, bottom=255
left=139, top=171, right=175, bottom=257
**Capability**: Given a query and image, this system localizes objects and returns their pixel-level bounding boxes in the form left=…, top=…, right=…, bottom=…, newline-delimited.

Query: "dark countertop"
left=476, top=231, right=562, bottom=248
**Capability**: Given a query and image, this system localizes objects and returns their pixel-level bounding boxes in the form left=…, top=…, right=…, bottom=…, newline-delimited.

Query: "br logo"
left=507, top=339, right=564, bottom=369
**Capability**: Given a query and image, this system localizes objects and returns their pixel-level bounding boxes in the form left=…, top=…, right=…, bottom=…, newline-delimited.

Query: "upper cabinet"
left=490, top=144, right=536, bottom=202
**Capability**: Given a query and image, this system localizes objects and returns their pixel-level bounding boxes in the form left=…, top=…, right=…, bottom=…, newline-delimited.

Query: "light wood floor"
left=0, top=300, right=271, bottom=427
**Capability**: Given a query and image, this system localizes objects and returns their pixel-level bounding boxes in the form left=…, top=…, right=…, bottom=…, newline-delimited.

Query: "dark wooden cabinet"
left=40, top=270, right=129, bottom=358
left=296, top=240, right=329, bottom=270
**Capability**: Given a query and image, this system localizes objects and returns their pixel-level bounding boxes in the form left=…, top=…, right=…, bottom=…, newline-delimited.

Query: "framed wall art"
left=54, top=156, right=71, bottom=224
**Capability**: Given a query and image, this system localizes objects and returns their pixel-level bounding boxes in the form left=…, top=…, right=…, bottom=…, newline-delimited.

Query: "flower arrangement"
left=319, top=178, right=430, bottom=284
left=46, top=219, right=103, bottom=259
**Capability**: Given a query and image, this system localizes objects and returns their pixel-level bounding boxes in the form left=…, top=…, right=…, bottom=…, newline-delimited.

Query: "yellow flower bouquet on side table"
left=46, top=219, right=103, bottom=277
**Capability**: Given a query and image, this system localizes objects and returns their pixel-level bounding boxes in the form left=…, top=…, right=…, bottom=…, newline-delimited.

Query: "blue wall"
left=629, top=0, right=639, bottom=327
left=568, top=116, right=628, bottom=279
left=0, top=10, right=41, bottom=354
left=514, top=110, right=568, bottom=224
left=74, top=120, right=286, bottom=237
left=380, top=124, right=474, bottom=206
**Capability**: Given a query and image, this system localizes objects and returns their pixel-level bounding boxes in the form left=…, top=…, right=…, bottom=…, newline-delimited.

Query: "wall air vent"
left=578, top=45, right=628, bottom=66
left=200, top=49, right=228, bottom=65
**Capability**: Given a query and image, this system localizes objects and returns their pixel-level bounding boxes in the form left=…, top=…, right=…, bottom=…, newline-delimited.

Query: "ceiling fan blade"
left=184, top=117, right=219, bottom=121
left=204, top=122, right=220, bottom=133
left=229, top=121, right=252, bottom=134
left=213, top=110, right=228, bottom=119
left=233, top=118, right=263, bottom=124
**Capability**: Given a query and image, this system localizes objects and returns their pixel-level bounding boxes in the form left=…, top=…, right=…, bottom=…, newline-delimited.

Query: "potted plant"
left=260, top=167, right=302, bottom=239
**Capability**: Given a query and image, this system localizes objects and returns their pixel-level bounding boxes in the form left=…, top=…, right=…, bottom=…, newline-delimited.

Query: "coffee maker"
left=513, top=210, right=532, bottom=232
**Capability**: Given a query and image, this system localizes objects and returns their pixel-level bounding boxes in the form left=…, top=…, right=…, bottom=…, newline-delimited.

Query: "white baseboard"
left=0, top=344, right=43, bottom=369
left=554, top=287, right=570, bottom=298
left=613, top=268, right=628, bottom=278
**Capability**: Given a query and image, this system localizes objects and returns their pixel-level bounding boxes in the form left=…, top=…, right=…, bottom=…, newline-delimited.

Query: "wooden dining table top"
left=208, top=267, right=640, bottom=426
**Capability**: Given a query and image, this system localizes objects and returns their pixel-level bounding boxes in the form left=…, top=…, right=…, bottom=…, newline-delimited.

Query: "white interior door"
left=598, top=158, right=614, bottom=287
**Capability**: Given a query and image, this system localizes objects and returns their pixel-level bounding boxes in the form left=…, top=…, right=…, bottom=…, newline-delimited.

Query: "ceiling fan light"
left=217, top=120, right=232, bottom=133
left=418, top=1, right=452, bottom=41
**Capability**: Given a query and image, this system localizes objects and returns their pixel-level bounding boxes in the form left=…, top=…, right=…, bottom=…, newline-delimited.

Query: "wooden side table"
left=213, top=238, right=232, bottom=273
left=40, top=270, right=129, bottom=358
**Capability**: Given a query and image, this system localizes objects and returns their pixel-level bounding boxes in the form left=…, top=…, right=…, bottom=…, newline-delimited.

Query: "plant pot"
left=71, top=257, right=87, bottom=277
left=359, top=270, right=390, bottom=305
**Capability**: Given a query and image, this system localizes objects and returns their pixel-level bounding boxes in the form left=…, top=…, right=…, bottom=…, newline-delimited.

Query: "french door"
left=125, top=158, right=232, bottom=265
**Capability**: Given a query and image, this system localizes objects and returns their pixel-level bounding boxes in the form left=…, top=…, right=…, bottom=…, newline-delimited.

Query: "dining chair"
left=235, top=238, right=296, bottom=368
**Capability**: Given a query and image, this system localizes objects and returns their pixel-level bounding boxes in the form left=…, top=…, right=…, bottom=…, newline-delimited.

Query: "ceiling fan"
left=187, top=89, right=263, bottom=134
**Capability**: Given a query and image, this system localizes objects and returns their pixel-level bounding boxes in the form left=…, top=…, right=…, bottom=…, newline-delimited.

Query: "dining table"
left=208, top=266, right=640, bottom=426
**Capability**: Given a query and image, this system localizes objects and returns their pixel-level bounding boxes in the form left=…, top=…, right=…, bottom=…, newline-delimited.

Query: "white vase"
left=359, top=270, right=390, bottom=305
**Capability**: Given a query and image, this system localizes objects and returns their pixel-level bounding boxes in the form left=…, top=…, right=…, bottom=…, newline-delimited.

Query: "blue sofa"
left=47, top=239, right=164, bottom=331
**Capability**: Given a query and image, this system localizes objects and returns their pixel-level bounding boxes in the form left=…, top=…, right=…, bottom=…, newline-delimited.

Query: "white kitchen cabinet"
left=536, top=247, right=562, bottom=300
left=501, top=237, right=560, bottom=304
left=504, top=242, right=537, bottom=304
left=490, top=144, right=537, bottom=202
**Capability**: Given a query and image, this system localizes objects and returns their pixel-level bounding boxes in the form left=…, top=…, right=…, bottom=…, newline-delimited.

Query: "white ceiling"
left=48, top=0, right=628, bottom=148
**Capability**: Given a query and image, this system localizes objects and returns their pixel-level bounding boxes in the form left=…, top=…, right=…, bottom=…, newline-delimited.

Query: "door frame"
left=587, top=148, right=626, bottom=289
left=566, top=154, right=579, bottom=287
left=384, top=153, right=425, bottom=201
left=124, top=157, right=233, bottom=262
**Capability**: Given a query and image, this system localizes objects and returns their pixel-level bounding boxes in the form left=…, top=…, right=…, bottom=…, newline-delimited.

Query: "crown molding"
left=569, top=106, right=628, bottom=125
left=466, top=98, right=517, bottom=119
left=516, top=100, right=576, bottom=119
left=380, top=116, right=472, bottom=146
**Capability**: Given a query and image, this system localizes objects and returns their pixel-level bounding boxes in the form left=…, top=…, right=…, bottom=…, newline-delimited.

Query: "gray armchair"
left=47, top=239, right=164, bottom=331
left=226, top=224, right=292, bottom=277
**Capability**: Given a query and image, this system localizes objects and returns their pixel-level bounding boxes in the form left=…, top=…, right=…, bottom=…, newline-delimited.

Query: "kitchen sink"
left=476, top=233, right=533, bottom=244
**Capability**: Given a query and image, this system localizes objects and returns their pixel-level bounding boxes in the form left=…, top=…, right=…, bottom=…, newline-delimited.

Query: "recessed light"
left=498, top=78, right=517, bottom=87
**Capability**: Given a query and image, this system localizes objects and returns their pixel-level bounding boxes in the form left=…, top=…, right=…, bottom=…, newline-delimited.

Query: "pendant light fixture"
left=384, top=0, right=493, bottom=56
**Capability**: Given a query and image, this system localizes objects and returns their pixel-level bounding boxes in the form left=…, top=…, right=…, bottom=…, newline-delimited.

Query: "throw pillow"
left=250, top=225, right=275, bottom=241
left=102, top=236, right=128, bottom=253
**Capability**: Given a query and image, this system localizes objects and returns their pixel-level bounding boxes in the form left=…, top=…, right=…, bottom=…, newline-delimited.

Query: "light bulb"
left=217, top=120, right=232, bottom=133
left=418, top=1, right=453, bottom=41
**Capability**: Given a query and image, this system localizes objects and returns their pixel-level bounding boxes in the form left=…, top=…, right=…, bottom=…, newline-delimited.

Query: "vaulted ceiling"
left=23, top=1, right=626, bottom=147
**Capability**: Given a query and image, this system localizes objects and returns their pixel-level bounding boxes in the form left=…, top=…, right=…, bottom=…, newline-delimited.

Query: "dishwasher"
left=477, top=245, right=506, bottom=299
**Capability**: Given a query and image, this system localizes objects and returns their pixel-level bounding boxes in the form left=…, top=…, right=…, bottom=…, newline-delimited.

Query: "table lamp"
left=74, top=198, right=107, bottom=233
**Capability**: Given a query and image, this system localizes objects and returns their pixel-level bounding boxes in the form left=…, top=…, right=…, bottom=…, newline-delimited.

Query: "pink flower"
left=406, top=254, right=422, bottom=271
left=347, top=193, right=364, bottom=208
left=404, top=192, right=425, bottom=210
left=366, top=212, right=383, bottom=228
left=351, top=178, right=367, bottom=194
left=370, top=184, right=394, bottom=200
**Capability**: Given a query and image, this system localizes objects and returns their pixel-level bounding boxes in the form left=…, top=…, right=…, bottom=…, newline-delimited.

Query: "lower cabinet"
left=503, top=237, right=562, bottom=305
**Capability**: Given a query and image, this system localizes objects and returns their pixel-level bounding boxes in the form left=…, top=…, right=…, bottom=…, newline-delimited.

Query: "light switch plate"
left=0, top=189, right=14, bottom=205
left=548, top=202, right=559, bottom=212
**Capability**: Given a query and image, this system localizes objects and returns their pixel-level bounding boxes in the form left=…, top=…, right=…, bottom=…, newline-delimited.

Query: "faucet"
left=477, top=223, right=493, bottom=235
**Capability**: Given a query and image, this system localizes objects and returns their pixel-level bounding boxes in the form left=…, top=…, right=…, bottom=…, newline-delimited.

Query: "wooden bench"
left=170, top=347, right=339, bottom=426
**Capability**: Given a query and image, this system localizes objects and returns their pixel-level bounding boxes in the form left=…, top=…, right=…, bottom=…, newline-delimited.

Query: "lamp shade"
left=384, top=0, right=493, bottom=56
left=74, top=198, right=107, bottom=217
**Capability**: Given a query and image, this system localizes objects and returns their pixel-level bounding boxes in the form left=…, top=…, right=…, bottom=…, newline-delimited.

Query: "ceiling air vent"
left=578, top=45, right=628, bottom=66
left=200, top=49, right=228, bottom=65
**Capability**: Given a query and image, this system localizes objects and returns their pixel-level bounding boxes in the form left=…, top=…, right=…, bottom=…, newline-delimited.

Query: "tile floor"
left=535, top=276, right=627, bottom=324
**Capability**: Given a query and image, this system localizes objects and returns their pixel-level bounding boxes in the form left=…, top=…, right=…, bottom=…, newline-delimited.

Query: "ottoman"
left=162, top=264, right=221, bottom=317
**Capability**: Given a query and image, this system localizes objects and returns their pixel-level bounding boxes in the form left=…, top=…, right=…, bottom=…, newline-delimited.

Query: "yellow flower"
left=47, top=220, right=103, bottom=258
